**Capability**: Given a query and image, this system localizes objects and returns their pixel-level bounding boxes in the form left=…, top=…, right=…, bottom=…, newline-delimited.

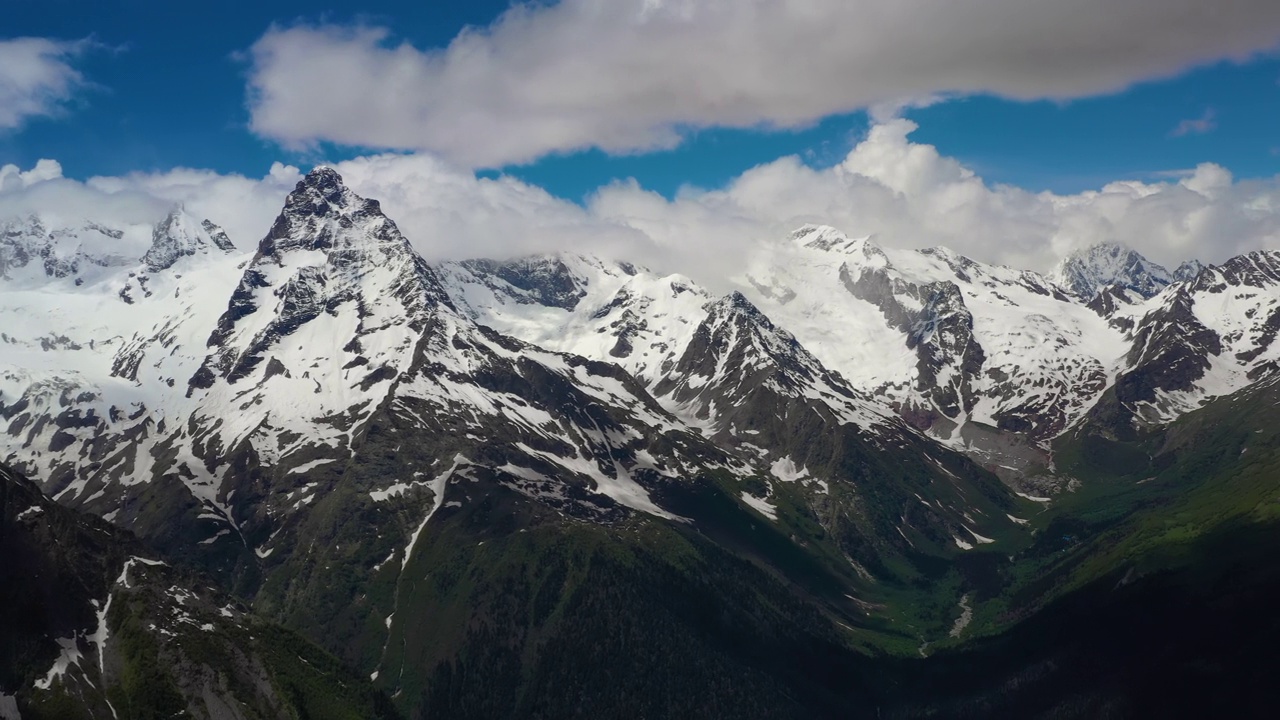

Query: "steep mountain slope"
left=11, top=172, right=1280, bottom=718
left=0, top=206, right=245, bottom=504
left=0, top=169, right=753, bottom=588
left=1080, top=250, right=1280, bottom=436
left=0, top=462, right=398, bottom=720
left=734, top=226, right=1126, bottom=447
left=442, top=252, right=1026, bottom=564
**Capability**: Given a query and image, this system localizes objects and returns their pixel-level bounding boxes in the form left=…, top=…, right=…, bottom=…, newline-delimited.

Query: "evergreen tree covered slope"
left=0, top=462, right=400, bottom=720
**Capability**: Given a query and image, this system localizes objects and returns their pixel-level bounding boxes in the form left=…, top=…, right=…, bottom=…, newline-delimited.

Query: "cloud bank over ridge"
left=3, top=121, right=1278, bottom=291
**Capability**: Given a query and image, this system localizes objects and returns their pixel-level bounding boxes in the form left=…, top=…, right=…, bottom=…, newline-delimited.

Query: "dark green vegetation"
left=8, top=375, right=1280, bottom=718
left=876, top=373, right=1280, bottom=717
left=0, top=465, right=401, bottom=720
left=340, top=376, right=1280, bottom=719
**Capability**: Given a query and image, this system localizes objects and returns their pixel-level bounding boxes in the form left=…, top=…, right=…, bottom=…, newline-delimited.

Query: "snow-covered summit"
left=1173, top=259, right=1205, bottom=283
left=142, top=207, right=236, bottom=272
left=1051, top=241, right=1188, bottom=300
left=790, top=224, right=888, bottom=267
left=193, top=166, right=448, bottom=389
left=737, top=225, right=1121, bottom=447
left=439, top=251, right=711, bottom=386
left=0, top=214, right=138, bottom=287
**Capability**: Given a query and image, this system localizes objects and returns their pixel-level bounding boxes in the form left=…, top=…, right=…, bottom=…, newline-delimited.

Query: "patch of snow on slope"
left=739, top=491, right=778, bottom=521
left=402, top=455, right=469, bottom=572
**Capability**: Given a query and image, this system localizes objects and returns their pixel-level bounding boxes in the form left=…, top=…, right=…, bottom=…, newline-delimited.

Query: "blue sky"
left=3, top=0, right=1278, bottom=202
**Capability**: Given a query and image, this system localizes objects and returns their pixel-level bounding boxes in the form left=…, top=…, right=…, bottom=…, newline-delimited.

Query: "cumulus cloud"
left=0, top=159, right=64, bottom=190
left=0, top=160, right=302, bottom=257
left=591, top=120, right=1280, bottom=277
left=0, top=37, right=91, bottom=130
left=329, top=153, right=654, bottom=263
left=245, top=0, right=1280, bottom=167
left=86, top=162, right=304, bottom=250
left=2, top=122, right=1278, bottom=287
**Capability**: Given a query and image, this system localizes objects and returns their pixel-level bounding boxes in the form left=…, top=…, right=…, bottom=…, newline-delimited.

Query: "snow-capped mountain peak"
left=193, top=167, right=448, bottom=390
left=790, top=224, right=888, bottom=265
left=1173, top=259, right=1205, bottom=283
left=259, top=166, right=407, bottom=260
left=0, top=214, right=138, bottom=287
left=1051, top=241, right=1180, bottom=300
left=142, top=207, right=236, bottom=272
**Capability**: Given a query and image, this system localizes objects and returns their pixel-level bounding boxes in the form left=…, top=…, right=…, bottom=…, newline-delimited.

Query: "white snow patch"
left=1015, top=492, right=1053, bottom=503
left=740, top=492, right=778, bottom=521
left=198, top=528, right=231, bottom=545
left=966, top=527, right=996, bottom=545
left=372, top=549, right=397, bottom=572
left=288, top=457, right=337, bottom=475
left=34, top=637, right=82, bottom=690
left=401, top=455, right=468, bottom=572
left=769, top=457, right=810, bottom=483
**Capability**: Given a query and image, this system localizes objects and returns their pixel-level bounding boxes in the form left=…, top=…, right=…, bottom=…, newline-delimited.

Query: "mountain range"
left=3, top=167, right=1279, bottom=718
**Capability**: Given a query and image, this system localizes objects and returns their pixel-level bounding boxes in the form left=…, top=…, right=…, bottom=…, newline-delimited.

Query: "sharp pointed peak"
left=281, top=165, right=362, bottom=213
left=142, top=207, right=235, bottom=271
left=154, top=204, right=195, bottom=230
left=708, top=290, right=765, bottom=319
left=303, top=165, right=343, bottom=186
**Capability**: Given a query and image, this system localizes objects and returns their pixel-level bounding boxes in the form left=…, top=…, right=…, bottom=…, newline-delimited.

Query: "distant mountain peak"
left=792, top=224, right=861, bottom=252
left=788, top=225, right=892, bottom=272
left=459, top=254, right=592, bottom=311
left=713, top=289, right=757, bottom=313
left=1173, top=259, right=1205, bottom=283
left=0, top=213, right=135, bottom=285
left=142, top=207, right=235, bottom=272
left=1051, top=241, right=1179, bottom=300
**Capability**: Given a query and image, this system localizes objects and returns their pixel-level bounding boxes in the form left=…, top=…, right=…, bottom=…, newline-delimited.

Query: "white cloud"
left=2, top=122, right=1278, bottom=287
left=1169, top=107, right=1218, bottom=137
left=329, top=153, right=654, bottom=264
left=0, top=37, right=91, bottom=130
left=0, top=160, right=302, bottom=258
left=86, top=162, right=304, bottom=251
left=245, top=0, right=1280, bottom=167
left=591, top=120, right=1280, bottom=277
left=0, top=159, right=64, bottom=190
